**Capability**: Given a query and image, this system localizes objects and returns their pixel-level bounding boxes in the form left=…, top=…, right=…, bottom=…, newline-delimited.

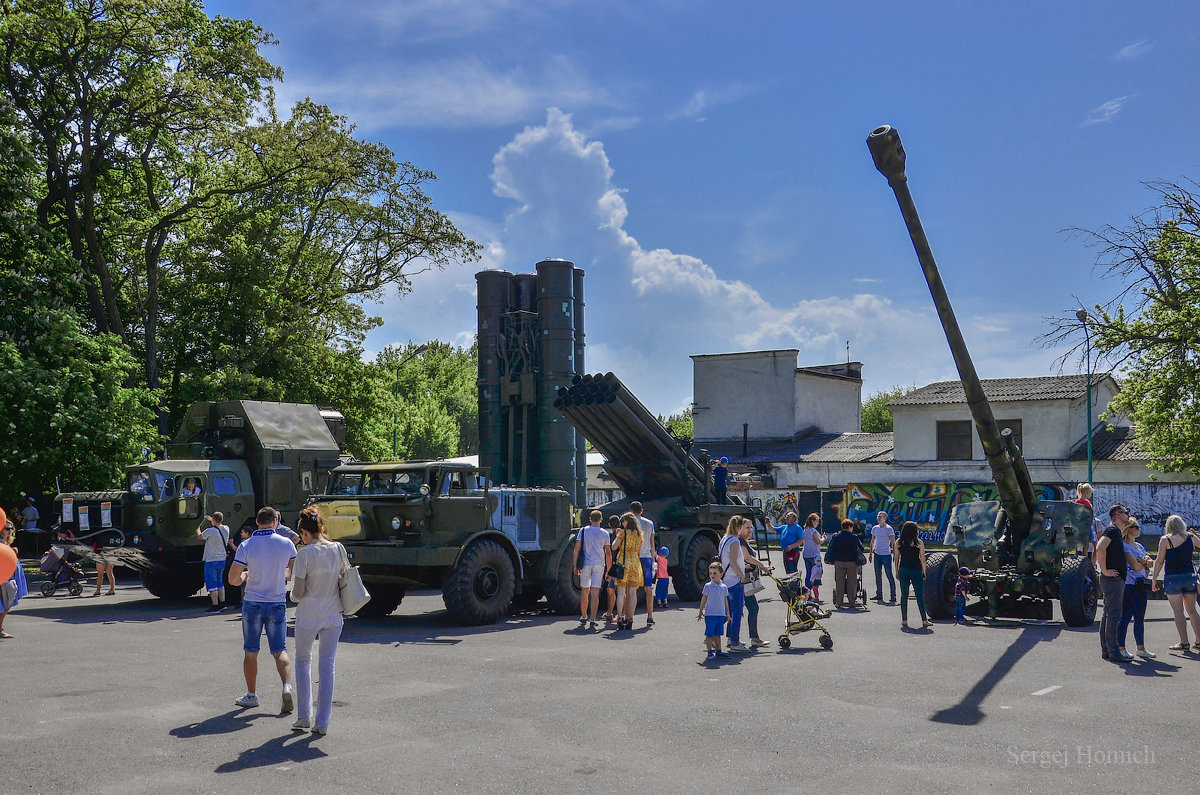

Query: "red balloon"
left=0, top=543, right=16, bottom=583
left=0, top=505, right=6, bottom=528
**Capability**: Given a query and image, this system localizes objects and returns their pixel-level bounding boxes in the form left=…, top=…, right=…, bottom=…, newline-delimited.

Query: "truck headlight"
left=145, top=515, right=154, bottom=527
left=391, top=516, right=402, bottom=531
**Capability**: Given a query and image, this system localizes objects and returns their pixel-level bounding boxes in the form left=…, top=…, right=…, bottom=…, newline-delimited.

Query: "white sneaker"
left=234, top=692, right=259, bottom=708
left=728, top=643, right=751, bottom=653
left=281, top=687, right=294, bottom=713
left=310, top=725, right=327, bottom=735
left=292, top=717, right=312, bottom=730
left=750, top=638, right=771, bottom=647
left=1137, top=649, right=1157, bottom=659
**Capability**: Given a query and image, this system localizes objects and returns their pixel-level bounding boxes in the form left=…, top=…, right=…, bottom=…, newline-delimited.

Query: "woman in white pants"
left=291, top=507, right=346, bottom=735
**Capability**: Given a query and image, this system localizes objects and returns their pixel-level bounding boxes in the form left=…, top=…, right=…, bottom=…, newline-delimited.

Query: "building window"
left=998, top=419, right=1023, bottom=453
left=937, top=420, right=973, bottom=460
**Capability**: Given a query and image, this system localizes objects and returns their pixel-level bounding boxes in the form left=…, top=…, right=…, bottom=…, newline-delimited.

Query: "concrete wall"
left=794, top=371, right=861, bottom=433
left=692, top=350, right=798, bottom=440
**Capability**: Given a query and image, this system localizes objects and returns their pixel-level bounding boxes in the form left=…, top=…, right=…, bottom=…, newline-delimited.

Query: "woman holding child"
left=611, top=513, right=644, bottom=630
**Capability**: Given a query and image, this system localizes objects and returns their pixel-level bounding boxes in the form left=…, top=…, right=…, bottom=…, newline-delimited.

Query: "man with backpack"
left=573, top=509, right=612, bottom=631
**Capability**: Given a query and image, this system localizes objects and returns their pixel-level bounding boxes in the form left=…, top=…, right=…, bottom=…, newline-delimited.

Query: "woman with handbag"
left=1, top=519, right=29, bottom=639
left=894, top=521, right=931, bottom=628
left=719, top=516, right=750, bottom=653
left=737, top=517, right=773, bottom=648
left=290, top=507, right=346, bottom=734
left=1116, top=518, right=1155, bottom=660
left=611, top=513, right=644, bottom=630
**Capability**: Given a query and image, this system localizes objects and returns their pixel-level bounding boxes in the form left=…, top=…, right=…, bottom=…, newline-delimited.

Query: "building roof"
left=890, top=373, right=1115, bottom=406
left=1068, top=425, right=1151, bottom=462
left=695, top=433, right=895, bottom=466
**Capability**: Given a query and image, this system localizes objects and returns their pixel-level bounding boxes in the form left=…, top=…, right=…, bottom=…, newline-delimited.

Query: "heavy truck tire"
left=673, top=534, right=717, bottom=602
left=355, top=586, right=405, bottom=618
left=544, top=545, right=581, bottom=616
left=443, top=539, right=516, bottom=625
left=1058, top=555, right=1098, bottom=627
left=140, top=566, right=204, bottom=600
left=923, top=551, right=958, bottom=620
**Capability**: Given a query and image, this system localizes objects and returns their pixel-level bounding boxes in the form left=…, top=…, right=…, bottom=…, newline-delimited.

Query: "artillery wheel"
left=674, top=534, right=717, bottom=602
left=40, top=581, right=56, bottom=597
left=443, top=539, right=515, bottom=625
left=68, top=581, right=83, bottom=597
left=819, top=633, right=833, bottom=650
left=778, top=634, right=791, bottom=649
left=354, top=586, right=405, bottom=618
left=140, top=566, right=203, bottom=601
left=923, top=551, right=958, bottom=620
left=544, top=543, right=582, bottom=616
left=1058, top=555, right=1098, bottom=627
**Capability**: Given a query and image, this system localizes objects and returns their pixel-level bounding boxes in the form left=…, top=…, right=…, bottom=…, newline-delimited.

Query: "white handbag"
left=742, top=568, right=766, bottom=596
left=337, top=543, right=371, bottom=615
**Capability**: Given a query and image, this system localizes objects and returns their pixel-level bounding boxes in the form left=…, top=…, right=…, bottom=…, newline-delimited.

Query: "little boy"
left=809, top=559, right=824, bottom=603
left=954, top=567, right=972, bottom=623
left=697, top=562, right=731, bottom=659
left=654, top=546, right=670, bottom=608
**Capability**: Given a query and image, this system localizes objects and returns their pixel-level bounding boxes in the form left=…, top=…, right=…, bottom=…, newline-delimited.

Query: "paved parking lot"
left=1, top=577, right=1194, bottom=794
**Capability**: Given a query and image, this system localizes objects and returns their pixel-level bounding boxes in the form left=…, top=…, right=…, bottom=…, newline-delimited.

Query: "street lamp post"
left=1076, top=309, right=1093, bottom=483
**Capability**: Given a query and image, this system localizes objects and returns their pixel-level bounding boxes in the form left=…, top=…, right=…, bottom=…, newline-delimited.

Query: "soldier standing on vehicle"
left=228, top=507, right=297, bottom=712
left=631, top=501, right=658, bottom=625
left=573, top=510, right=611, bottom=631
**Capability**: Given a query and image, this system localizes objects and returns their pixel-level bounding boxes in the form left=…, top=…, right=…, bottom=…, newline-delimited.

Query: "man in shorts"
left=631, top=501, right=658, bottom=625
left=573, top=509, right=612, bottom=631
left=228, top=506, right=297, bottom=711
left=195, top=511, right=230, bottom=613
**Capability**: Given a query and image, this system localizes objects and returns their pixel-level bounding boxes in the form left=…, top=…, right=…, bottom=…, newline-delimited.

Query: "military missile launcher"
left=555, top=372, right=771, bottom=601
left=867, top=125, right=1097, bottom=625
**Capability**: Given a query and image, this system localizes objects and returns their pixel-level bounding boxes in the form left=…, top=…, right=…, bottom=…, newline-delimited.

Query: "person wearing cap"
left=1094, top=503, right=1130, bottom=662
left=954, top=567, right=972, bottom=624
left=654, top=545, right=671, bottom=608
left=713, top=457, right=729, bottom=505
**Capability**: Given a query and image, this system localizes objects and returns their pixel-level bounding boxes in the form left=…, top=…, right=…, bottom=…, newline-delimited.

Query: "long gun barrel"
left=867, top=125, right=1034, bottom=538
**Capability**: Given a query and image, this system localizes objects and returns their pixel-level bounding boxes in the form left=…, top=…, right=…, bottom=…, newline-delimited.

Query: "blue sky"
left=207, top=0, right=1200, bottom=417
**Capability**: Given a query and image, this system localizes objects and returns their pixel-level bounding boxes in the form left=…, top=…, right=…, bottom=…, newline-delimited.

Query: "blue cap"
left=658, top=546, right=669, bottom=556
left=719, top=456, right=729, bottom=464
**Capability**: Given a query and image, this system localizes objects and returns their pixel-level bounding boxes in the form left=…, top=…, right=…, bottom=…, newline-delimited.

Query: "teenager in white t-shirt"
left=869, top=511, right=897, bottom=602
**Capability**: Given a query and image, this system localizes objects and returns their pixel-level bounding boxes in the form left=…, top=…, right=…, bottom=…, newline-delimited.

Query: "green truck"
left=53, top=400, right=346, bottom=599
left=306, top=460, right=580, bottom=624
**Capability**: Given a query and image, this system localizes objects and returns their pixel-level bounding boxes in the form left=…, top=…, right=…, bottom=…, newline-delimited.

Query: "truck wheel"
left=355, top=586, right=405, bottom=618
left=673, top=534, right=717, bottom=602
left=443, top=539, right=516, bottom=625
left=1058, top=555, right=1098, bottom=627
left=923, top=551, right=957, bottom=620
left=140, top=567, right=203, bottom=600
left=544, top=545, right=580, bottom=616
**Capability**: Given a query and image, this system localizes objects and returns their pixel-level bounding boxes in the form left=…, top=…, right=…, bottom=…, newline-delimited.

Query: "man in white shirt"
left=195, top=511, right=231, bottom=613
left=631, top=501, right=657, bottom=624
left=228, top=506, right=297, bottom=712
left=869, top=511, right=897, bottom=603
left=572, top=509, right=612, bottom=630
left=20, top=498, right=39, bottom=531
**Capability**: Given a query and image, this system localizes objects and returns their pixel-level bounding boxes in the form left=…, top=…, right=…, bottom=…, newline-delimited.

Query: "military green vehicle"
left=867, top=124, right=1097, bottom=626
left=307, top=460, right=579, bottom=624
left=53, top=401, right=345, bottom=599
left=555, top=373, right=773, bottom=602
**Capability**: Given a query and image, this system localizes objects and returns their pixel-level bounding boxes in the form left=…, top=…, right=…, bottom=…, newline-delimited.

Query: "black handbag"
left=856, top=552, right=867, bottom=567
left=607, top=529, right=626, bottom=579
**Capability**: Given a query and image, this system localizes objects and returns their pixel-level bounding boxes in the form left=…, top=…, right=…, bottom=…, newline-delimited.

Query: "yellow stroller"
left=771, top=573, right=833, bottom=650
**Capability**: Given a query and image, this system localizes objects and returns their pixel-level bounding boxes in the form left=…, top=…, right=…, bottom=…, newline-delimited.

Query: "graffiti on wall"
left=750, top=482, right=1200, bottom=541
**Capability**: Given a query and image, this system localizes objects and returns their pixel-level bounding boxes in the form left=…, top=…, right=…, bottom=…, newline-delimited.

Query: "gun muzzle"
left=867, top=125, right=906, bottom=184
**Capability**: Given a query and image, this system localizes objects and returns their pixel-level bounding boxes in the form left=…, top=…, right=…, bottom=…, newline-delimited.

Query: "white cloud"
left=1082, top=96, right=1131, bottom=126
left=1114, top=40, right=1153, bottom=60
left=668, top=84, right=757, bottom=122
left=319, top=0, right=576, bottom=44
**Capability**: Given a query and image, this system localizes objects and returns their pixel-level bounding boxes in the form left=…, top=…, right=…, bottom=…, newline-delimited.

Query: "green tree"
left=658, top=408, right=693, bottom=441
left=1046, top=178, right=1200, bottom=474
left=860, top=386, right=916, bottom=433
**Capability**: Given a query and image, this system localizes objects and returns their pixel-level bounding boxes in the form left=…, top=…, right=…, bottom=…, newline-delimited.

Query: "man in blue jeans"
left=869, top=511, right=897, bottom=602
left=228, top=506, right=298, bottom=711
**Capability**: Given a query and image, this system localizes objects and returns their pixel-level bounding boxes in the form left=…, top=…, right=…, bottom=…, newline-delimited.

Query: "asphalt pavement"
left=1, top=575, right=1195, bottom=794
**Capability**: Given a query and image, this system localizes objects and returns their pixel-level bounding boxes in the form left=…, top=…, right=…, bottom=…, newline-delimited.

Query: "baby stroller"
left=771, top=573, right=833, bottom=650
left=39, top=546, right=85, bottom=597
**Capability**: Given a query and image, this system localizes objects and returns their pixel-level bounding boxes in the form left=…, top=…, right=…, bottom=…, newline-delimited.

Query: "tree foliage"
left=1044, top=178, right=1200, bottom=474
left=860, top=386, right=916, bottom=433
left=658, top=408, right=693, bottom=441
left=0, top=1, right=481, bottom=493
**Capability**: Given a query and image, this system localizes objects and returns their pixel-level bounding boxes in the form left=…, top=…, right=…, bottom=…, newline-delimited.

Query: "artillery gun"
left=867, top=125, right=1097, bottom=625
left=555, top=372, right=771, bottom=601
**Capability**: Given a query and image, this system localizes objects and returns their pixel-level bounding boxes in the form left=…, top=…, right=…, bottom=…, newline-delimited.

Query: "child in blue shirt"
left=954, top=567, right=972, bottom=623
left=697, top=562, right=730, bottom=659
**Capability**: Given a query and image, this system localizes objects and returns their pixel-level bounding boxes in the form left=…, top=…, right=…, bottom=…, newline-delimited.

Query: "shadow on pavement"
left=929, top=624, right=1062, bottom=726
left=214, top=732, right=327, bottom=773
left=170, top=708, right=277, bottom=738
